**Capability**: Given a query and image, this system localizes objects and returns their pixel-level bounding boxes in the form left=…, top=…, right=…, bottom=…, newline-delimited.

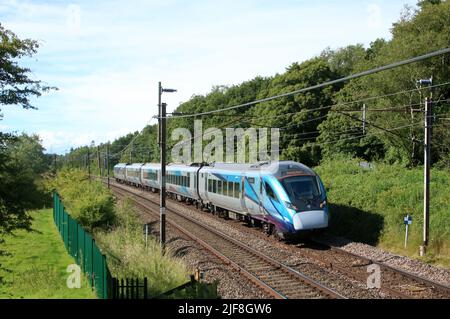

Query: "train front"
left=277, top=165, right=329, bottom=232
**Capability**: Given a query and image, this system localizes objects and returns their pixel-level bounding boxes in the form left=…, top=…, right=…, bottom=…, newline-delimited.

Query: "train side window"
left=213, top=180, right=217, bottom=193
left=264, top=182, right=278, bottom=202
left=235, top=182, right=240, bottom=198
left=217, top=180, right=222, bottom=194
left=228, top=181, right=233, bottom=197
left=222, top=181, right=226, bottom=195
left=208, top=179, right=211, bottom=192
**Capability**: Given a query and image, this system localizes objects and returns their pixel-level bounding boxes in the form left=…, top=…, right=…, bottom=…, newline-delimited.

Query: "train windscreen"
left=281, top=176, right=322, bottom=211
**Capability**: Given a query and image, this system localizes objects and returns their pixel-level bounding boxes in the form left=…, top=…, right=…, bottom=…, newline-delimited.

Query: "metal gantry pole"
left=87, top=148, right=91, bottom=180
left=421, top=97, right=432, bottom=256
left=158, top=82, right=167, bottom=251
left=107, top=143, right=110, bottom=189
left=362, top=103, right=366, bottom=135
left=97, top=146, right=101, bottom=176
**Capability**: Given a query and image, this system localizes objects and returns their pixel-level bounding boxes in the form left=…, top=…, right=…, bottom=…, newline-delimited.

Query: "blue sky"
left=0, top=0, right=417, bottom=154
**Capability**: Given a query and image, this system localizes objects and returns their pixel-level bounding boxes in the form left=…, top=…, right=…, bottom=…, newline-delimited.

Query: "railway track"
left=108, top=181, right=346, bottom=299
left=303, top=239, right=450, bottom=299
left=99, top=177, right=450, bottom=299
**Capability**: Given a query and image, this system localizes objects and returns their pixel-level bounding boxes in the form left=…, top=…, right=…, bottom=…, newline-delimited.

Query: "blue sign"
left=404, top=215, right=412, bottom=225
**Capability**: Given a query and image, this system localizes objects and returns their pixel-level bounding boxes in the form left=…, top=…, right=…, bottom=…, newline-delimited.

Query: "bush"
left=45, top=168, right=115, bottom=231
left=315, top=158, right=450, bottom=266
left=95, top=199, right=189, bottom=296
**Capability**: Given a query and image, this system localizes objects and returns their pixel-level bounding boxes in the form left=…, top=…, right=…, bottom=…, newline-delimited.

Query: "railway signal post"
left=158, top=82, right=177, bottom=252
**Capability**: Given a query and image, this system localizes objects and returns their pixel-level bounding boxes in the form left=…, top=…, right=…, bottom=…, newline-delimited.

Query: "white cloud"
left=1, top=0, right=417, bottom=154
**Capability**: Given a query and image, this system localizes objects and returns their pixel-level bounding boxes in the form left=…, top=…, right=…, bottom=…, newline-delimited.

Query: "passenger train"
left=113, top=161, right=328, bottom=239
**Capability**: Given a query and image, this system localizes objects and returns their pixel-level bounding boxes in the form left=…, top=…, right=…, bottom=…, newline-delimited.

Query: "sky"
left=0, top=0, right=418, bottom=154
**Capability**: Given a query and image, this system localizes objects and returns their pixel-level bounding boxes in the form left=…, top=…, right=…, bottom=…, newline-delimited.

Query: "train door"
left=242, top=175, right=263, bottom=216
left=258, top=177, right=265, bottom=216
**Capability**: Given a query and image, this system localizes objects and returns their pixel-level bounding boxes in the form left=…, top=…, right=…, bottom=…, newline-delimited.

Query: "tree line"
left=63, top=0, right=449, bottom=171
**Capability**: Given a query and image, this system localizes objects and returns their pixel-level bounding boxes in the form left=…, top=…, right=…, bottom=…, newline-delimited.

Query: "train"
left=113, top=161, right=328, bottom=239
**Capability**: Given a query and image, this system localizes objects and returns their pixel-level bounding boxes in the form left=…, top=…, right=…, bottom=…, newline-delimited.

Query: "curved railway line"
left=109, top=181, right=345, bottom=299
left=101, top=177, right=450, bottom=299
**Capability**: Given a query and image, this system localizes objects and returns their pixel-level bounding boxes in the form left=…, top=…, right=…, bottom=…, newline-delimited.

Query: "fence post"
left=136, top=278, right=139, bottom=299
left=144, top=277, right=148, bottom=299
left=91, top=239, right=94, bottom=289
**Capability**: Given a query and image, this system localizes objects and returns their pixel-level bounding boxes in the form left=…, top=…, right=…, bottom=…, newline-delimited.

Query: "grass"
left=0, top=209, right=97, bottom=299
left=315, top=158, right=450, bottom=268
left=94, top=199, right=190, bottom=297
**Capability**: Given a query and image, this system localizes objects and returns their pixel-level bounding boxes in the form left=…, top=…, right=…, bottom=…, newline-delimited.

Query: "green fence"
left=53, top=191, right=111, bottom=299
left=53, top=191, right=217, bottom=299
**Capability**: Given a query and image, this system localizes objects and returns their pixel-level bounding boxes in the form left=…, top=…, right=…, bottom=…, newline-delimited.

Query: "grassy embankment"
left=315, top=158, right=450, bottom=267
left=0, top=209, right=96, bottom=299
left=48, top=169, right=193, bottom=297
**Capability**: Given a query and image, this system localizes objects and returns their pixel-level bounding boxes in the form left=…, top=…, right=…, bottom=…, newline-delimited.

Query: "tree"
left=1, top=24, right=56, bottom=237
left=0, top=24, right=56, bottom=112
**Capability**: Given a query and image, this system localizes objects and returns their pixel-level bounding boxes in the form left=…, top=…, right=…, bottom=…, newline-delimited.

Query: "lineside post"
left=420, top=96, right=432, bottom=256
left=107, top=143, right=110, bottom=189
left=159, top=82, right=167, bottom=252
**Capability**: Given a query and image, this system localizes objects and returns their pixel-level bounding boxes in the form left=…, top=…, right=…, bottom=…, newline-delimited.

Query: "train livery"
left=113, top=161, right=328, bottom=239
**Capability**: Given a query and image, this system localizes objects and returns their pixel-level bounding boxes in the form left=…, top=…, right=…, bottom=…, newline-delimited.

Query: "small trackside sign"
left=404, top=214, right=412, bottom=225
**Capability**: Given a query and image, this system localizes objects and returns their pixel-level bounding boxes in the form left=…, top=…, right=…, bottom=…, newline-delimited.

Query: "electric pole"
left=158, top=81, right=177, bottom=252
left=362, top=103, right=366, bottom=135
left=87, top=148, right=91, bottom=180
left=160, top=100, right=167, bottom=252
left=106, top=143, right=110, bottom=189
left=421, top=96, right=432, bottom=256
left=97, top=146, right=101, bottom=177
left=417, top=78, right=432, bottom=256
left=130, top=144, right=133, bottom=163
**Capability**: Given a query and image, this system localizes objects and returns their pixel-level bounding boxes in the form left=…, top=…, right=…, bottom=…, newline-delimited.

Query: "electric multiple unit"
left=113, top=161, right=328, bottom=238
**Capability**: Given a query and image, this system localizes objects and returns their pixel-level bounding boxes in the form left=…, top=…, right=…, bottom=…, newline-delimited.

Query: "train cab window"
left=265, top=182, right=278, bottom=202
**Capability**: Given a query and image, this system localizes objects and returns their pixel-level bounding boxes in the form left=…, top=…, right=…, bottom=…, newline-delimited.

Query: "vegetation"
left=1, top=22, right=56, bottom=247
left=0, top=209, right=96, bottom=299
left=316, top=157, right=450, bottom=266
left=64, top=1, right=449, bottom=170
left=59, top=1, right=450, bottom=267
left=45, top=169, right=116, bottom=232
left=94, top=199, right=190, bottom=296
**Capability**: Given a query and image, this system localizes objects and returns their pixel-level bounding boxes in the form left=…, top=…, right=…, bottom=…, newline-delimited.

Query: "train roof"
left=114, top=161, right=316, bottom=177
left=203, top=161, right=316, bottom=177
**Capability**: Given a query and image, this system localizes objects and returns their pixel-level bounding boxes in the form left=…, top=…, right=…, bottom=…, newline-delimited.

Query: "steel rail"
left=108, top=181, right=346, bottom=299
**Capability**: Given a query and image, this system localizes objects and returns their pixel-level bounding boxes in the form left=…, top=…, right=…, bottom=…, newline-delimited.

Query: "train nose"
left=293, top=210, right=328, bottom=230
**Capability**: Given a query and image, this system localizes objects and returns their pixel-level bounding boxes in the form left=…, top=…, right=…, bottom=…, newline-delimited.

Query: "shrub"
left=45, top=168, right=115, bottom=231
left=95, top=199, right=189, bottom=296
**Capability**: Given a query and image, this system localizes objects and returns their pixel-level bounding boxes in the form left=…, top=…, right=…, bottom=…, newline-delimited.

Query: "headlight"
left=285, top=201, right=298, bottom=211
